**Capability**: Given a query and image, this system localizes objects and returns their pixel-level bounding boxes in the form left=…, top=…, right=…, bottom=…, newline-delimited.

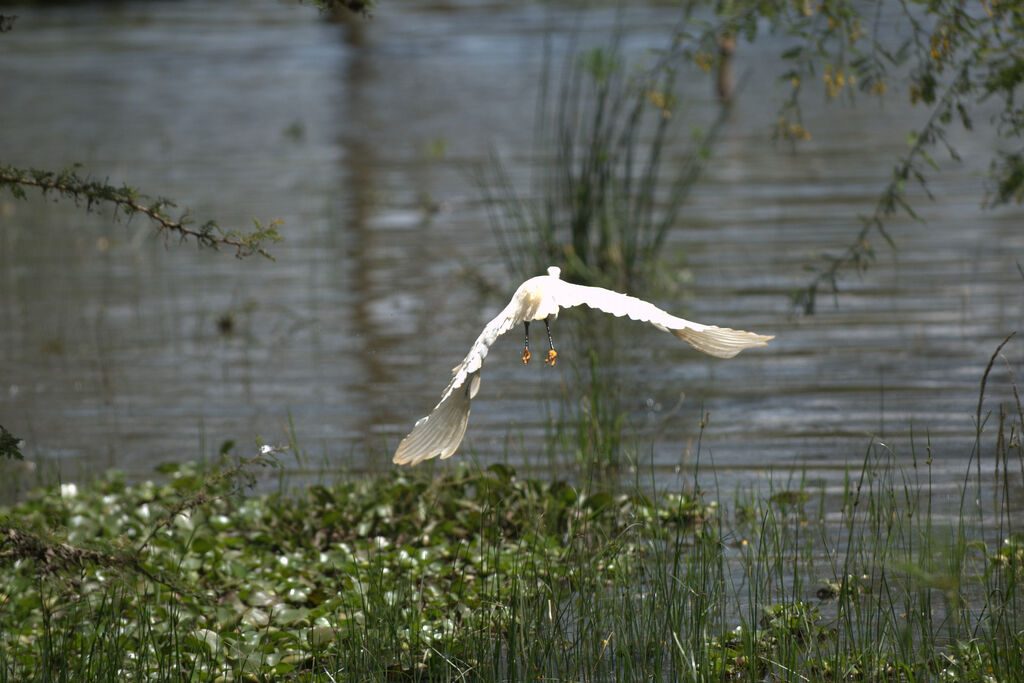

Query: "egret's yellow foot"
left=522, top=348, right=531, bottom=364
left=545, top=349, right=558, bottom=367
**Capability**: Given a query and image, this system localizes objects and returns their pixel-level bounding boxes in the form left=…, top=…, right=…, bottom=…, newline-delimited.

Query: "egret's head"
left=546, top=266, right=561, bottom=279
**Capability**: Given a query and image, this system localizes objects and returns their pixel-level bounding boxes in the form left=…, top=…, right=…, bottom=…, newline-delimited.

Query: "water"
left=1, top=1, right=1022, bottom=508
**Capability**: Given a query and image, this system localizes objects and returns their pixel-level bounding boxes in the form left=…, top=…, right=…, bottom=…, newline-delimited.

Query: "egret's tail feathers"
left=393, top=373, right=477, bottom=466
left=673, top=325, right=773, bottom=359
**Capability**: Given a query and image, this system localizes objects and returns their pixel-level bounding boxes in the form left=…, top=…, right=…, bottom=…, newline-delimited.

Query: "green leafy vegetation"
left=705, top=0, right=1024, bottom=311
left=2, top=404, right=1021, bottom=681
left=3, top=338, right=1020, bottom=680
left=0, top=457, right=714, bottom=680
left=0, top=426, right=23, bottom=461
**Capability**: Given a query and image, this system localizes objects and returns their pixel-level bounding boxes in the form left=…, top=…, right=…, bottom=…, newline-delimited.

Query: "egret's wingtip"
left=393, top=449, right=428, bottom=467
left=672, top=326, right=774, bottom=358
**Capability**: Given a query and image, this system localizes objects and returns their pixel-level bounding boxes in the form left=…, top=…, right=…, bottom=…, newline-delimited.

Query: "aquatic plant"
left=1, top=348, right=1021, bottom=682
left=480, top=29, right=724, bottom=294
left=0, top=459, right=714, bottom=680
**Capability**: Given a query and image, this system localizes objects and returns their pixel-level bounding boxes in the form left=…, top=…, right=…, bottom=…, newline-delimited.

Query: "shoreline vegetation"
left=1, top=355, right=1021, bottom=681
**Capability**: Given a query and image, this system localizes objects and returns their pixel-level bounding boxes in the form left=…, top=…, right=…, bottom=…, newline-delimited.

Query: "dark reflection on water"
left=0, top=1, right=1021, bottom=510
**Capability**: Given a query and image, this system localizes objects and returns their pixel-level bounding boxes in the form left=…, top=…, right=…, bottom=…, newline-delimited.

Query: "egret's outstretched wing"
left=393, top=372, right=481, bottom=466
left=392, top=300, right=525, bottom=465
left=439, top=297, right=529, bottom=403
left=550, top=279, right=773, bottom=358
left=394, top=268, right=774, bottom=466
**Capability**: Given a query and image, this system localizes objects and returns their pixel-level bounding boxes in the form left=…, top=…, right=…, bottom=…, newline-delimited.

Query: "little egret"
left=393, top=266, right=772, bottom=466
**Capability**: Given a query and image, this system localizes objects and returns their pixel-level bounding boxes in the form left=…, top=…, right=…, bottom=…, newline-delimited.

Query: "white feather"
left=393, top=266, right=772, bottom=466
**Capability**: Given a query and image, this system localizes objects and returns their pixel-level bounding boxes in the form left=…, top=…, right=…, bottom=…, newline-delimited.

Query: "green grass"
left=1, top=393, right=1021, bottom=682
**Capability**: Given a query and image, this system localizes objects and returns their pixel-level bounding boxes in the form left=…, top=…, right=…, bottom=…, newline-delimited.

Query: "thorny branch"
left=0, top=164, right=282, bottom=259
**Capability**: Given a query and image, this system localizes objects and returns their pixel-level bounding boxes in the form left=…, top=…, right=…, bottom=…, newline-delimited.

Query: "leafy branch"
left=0, top=425, right=23, bottom=461
left=711, top=0, right=1024, bottom=312
left=0, top=164, right=283, bottom=259
left=796, top=60, right=973, bottom=313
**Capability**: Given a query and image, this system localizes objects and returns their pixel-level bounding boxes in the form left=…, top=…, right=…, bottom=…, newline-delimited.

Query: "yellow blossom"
left=789, top=123, right=811, bottom=141
left=775, top=117, right=811, bottom=142
left=694, top=51, right=713, bottom=72
left=645, top=91, right=671, bottom=119
left=823, top=66, right=846, bottom=99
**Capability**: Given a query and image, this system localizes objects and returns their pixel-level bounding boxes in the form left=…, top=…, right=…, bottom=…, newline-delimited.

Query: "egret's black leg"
left=544, top=317, right=558, bottom=367
left=521, top=321, right=531, bottom=364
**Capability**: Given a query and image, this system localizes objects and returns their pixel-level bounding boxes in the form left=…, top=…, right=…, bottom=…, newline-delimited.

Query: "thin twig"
left=0, top=165, right=280, bottom=259
left=134, top=448, right=279, bottom=556
left=797, top=61, right=973, bottom=313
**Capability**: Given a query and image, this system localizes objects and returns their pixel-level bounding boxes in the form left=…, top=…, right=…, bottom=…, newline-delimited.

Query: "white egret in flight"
left=393, top=266, right=772, bottom=466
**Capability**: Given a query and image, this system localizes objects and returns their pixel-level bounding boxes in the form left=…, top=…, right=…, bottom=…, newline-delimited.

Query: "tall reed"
left=479, top=18, right=725, bottom=293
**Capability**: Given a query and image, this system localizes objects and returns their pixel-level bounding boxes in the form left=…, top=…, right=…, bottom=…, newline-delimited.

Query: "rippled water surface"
left=1, top=1, right=1022, bottom=505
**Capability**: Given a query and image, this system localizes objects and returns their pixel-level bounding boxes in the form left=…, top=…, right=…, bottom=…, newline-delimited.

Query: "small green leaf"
left=0, top=425, right=24, bottom=460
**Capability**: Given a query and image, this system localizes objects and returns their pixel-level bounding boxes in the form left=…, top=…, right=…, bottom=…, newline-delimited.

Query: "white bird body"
left=393, top=266, right=772, bottom=466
